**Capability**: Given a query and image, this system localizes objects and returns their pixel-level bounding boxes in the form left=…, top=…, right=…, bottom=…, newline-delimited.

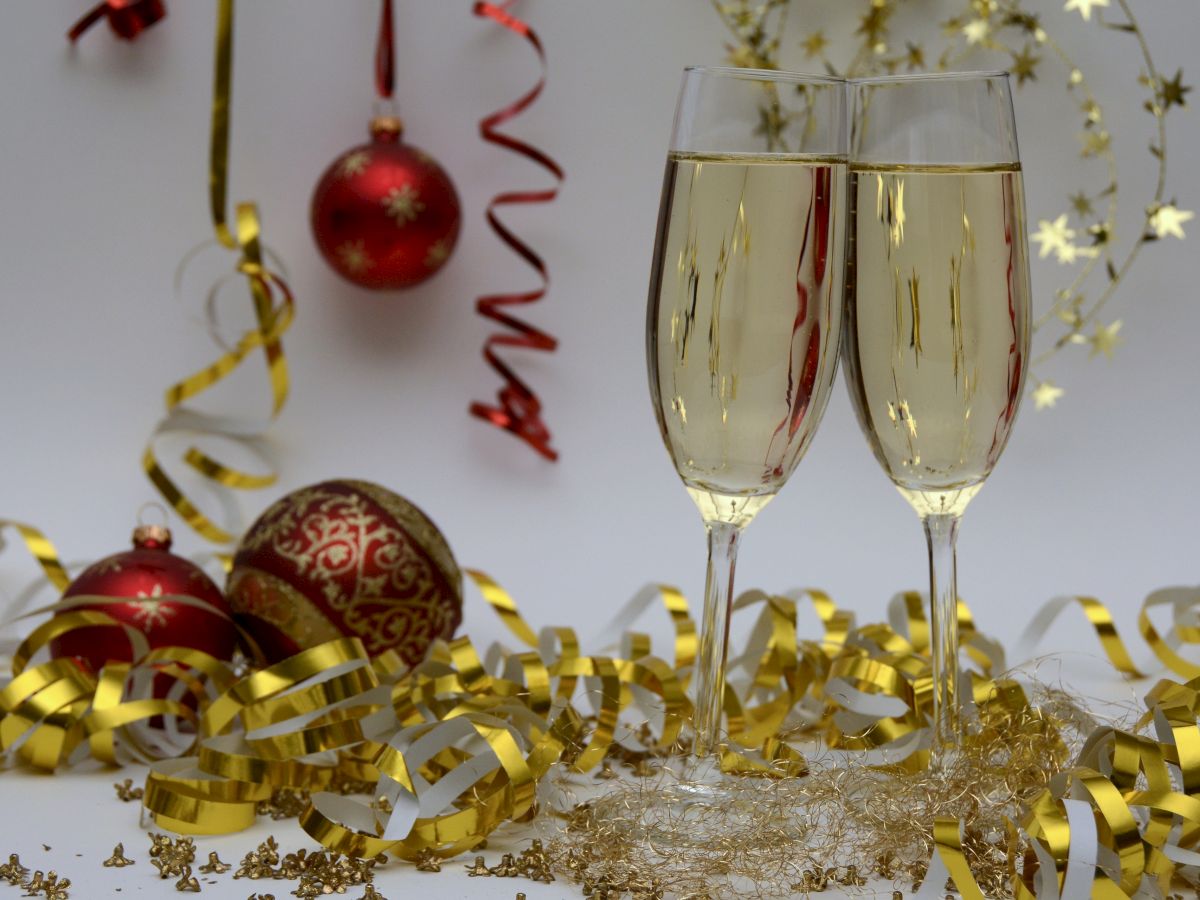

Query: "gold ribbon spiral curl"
left=143, top=0, right=294, bottom=546
left=8, top=519, right=1200, bottom=896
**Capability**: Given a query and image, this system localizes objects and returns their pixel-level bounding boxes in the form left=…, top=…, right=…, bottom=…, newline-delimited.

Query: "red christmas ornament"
left=226, top=480, right=463, bottom=666
left=311, top=116, right=461, bottom=290
left=49, top=524, right=237, bottom=672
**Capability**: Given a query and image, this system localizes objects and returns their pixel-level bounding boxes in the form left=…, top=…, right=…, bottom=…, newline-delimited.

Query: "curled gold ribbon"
left=142, top=0, right=293, bottom=546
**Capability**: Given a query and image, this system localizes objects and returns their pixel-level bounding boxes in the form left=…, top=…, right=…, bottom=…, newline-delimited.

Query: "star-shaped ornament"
left=1064, top=0, right=1109, bottom=21
left=962, top=18, right=990, bottom=44
left=1158, top=69, right=1191, bottom=110
left=1031, top=214, right=1075, bottom=259
left=1010, top=44, right=1040, bottom=85
left=1069, top=191, right=1094, bottom=218
left=1090, top=320, right=1123, bottom=359
left=1149, top=203, right=1194, bottom=240
left=1033, top=382, right=1065, bottom=411
left=802, top=31, right=828, bottom=58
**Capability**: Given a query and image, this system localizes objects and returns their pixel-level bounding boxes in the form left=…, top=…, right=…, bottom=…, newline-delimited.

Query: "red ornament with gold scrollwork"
left=310, top=116, right=461, bottom=290
left=49, top=524, right=237, bottom=671
left=226, top=480, right=463, bottom=665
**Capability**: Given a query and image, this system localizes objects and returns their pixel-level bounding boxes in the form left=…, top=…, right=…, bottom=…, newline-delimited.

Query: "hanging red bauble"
left=226, top=479, right=463, bottom=666
left=310, top=116, right=461, bottom=290
left=49, top=524, right=238, bottom=672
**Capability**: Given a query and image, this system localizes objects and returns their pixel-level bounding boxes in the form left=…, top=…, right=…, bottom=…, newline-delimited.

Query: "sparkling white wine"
left=842, top=164, right=1031, bottom=518
left=648, top=152, right=846, bottom=528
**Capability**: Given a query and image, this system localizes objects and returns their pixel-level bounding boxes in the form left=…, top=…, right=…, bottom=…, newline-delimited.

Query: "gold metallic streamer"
left=142, top=0, right=292, bottom=545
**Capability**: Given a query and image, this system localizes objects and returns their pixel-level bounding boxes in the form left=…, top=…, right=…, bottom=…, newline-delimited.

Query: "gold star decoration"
left=1069, top=191, right=1094, bottom=218
left=1033, top=382, right=1065, bottom=410
left=1081, top=99, right=1102, bottom=124
left=337, top=240, right=374, bottom=274
left=1031, top=214, right=1076, bottom=259
left=857, top=6, right=891, bottom=44
left=381, top=184, right=425, bottom=226
left=962, top=17, right=990, bottom=45
left=1064, top=0, right=1110, bottom=21
left=1089, top=320, right=1123, bottom=358
left=801, top=30, right=828, bottom=58
left=1157, top=69, right=1191, bottom=110
left=338, top=151, right=371, bottom=179
left=1149, top=203, right=1194, bottom=239
left=1078, top=129, right=1111, bottom=158
left=904, top=42, right=925, bottom=70
left=1009, top=44, right=1040, bottom=85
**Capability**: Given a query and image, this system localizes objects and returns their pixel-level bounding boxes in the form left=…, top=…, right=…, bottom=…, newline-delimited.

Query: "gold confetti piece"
left=465, top=857, right=491, bottom=877
left=198, top=853, right=230, bottom=875
left=489, top=854, right=521, bottom=877
left=175, top=865, right=200, bottom=892
left=113, top=779, right=143, bottom=802
left=1149, top=203, right=1194, bottom=239
left=102, top=844, right=134, bottom=868
left=0, top=855, right=28, bottom=885
left=412, top=850, right=441, bottom=873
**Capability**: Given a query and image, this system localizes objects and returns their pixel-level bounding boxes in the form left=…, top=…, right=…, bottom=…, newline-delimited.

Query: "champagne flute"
left=647, top=67, right=848, bottom=759
left=842, top=72, right=1031, bottom=751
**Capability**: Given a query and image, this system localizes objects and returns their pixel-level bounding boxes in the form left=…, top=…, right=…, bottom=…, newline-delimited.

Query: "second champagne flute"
left=842, top=72, right=1032, bottom=753
left=647, top=67, right=848, bottom=760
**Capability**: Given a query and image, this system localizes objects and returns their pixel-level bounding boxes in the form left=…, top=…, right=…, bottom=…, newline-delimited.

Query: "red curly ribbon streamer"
left=67, top=0, right=165, bottom=42
left=469, top=1, right=563, bottom=461
left=375, top=0, right=395, bottom=100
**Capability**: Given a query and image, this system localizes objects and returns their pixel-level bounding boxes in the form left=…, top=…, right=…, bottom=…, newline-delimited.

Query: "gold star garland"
left=711, top=0, right=1190, bottom=410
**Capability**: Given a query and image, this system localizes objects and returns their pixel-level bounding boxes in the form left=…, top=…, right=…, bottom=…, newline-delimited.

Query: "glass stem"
left=692, top=520, right=741, bottom=758
left=922, top=512, right=961, bottom=755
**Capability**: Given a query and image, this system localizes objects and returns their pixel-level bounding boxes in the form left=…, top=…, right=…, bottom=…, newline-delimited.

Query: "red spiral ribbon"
left=469, top=1, right=563, bottom=461
left=67, top=0, right=166, bottom=42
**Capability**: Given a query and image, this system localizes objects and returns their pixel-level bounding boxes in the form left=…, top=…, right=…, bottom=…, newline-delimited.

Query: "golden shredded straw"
left=543, top=683, right=1110, bottom=900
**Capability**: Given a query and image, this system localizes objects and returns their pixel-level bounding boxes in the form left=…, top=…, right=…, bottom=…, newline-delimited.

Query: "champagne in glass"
left=843, top=73, right=1031, bottom=751
left=647, top=68, right=848, bottom=758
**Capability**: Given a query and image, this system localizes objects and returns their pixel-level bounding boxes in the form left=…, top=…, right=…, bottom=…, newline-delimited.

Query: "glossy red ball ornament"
left=227, top=480, right=463, bottom=665
left=49, top=524, right=238, bottom=672
left=311, top=116, right=461, bottom=290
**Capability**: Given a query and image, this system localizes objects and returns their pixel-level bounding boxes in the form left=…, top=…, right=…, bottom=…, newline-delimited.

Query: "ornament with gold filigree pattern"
left=226, top=480, right=462, bottom=665
left=310, top=115, right=461, bottom=290
left=48, top=522, right=237, bottom=672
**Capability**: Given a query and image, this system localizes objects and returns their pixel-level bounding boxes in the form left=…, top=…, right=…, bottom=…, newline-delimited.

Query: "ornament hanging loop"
left=136, top=501, right=170, bottom=531
left=375, top=0, right=395, bottom=100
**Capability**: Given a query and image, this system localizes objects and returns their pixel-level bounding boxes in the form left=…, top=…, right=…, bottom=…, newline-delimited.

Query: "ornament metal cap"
left=132, top=523, right=172, bottom=550
left=370, top=115, right=404, bottom=143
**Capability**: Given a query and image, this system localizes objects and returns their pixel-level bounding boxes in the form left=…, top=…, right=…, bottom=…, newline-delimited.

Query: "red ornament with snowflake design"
left=310, top=115, right=461, bottom=290
left=49, top=523, right=237, bottom=672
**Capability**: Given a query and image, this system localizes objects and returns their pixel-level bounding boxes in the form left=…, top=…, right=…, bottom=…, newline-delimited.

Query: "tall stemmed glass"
left=647, top=67, right=848, bottom=759
left=842, top=72, right=1031, bottom=752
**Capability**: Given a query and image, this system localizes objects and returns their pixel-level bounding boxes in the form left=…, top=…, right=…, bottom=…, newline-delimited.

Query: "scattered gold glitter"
left=465, top=856, right=491, bottom=877
left=547, top=683, right=1090, bottom=900
left=0, top=855, right=28, bottom=885
left=175, top=865, right=200, bottom=892
left=198, top=852, right=231, bottom=875
left=412, top=850, right=441, bottom=873
left=102, top=844, right=134, bottom=868
left=113, top=779, right=143, bottom=802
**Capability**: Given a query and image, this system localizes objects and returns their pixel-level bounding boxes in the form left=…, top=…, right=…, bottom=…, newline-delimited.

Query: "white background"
left=0, top=1, right=1196, bottom=895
